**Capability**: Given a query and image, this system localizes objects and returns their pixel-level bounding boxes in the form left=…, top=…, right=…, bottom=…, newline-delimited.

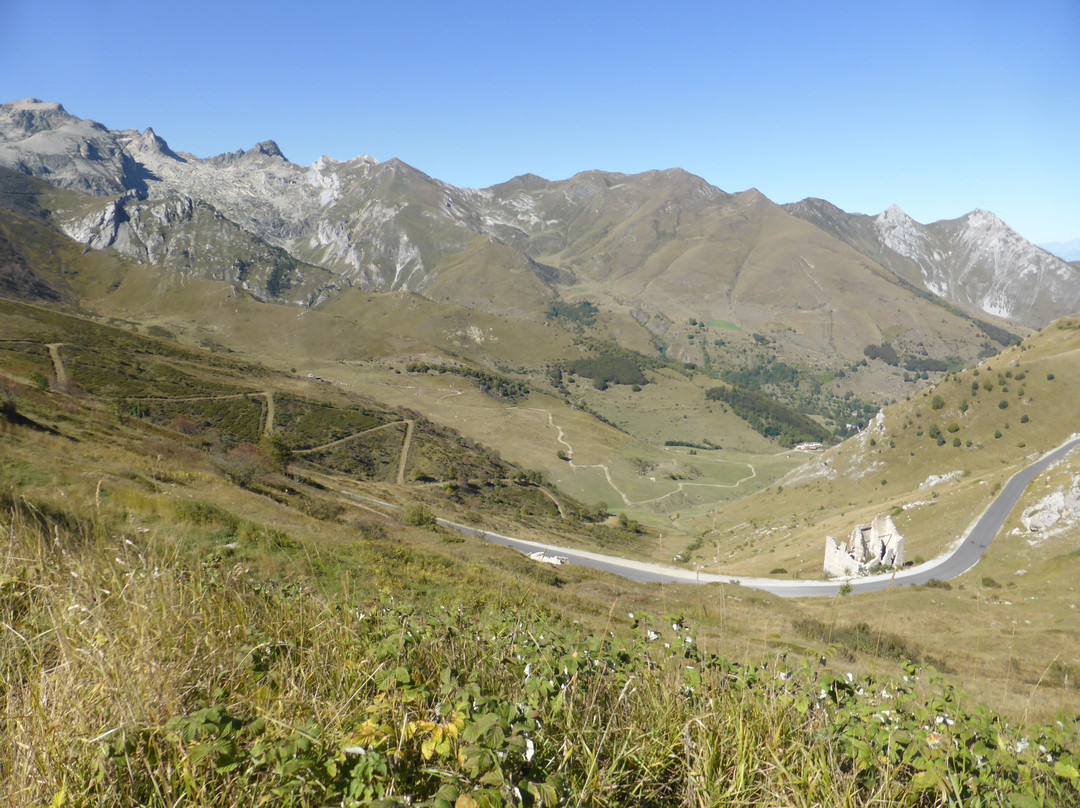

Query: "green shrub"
left=403, top=503, right=436, bottom=527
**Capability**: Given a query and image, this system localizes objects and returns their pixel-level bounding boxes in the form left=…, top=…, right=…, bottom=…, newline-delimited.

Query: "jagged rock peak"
left=877, top=204, right=914, bottom=225
left=249, top=140, right=286, bottom=160
left=964, top=208, right=1005, bottom=230
left=132, top=126, right=180, bottom=158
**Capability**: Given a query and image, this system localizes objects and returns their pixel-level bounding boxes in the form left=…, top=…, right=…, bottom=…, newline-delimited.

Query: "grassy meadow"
left=2, top=293, right=1080, bottom=805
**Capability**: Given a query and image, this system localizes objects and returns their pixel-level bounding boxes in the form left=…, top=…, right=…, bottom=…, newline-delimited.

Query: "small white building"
left=824, top=515, right=904, bottom=577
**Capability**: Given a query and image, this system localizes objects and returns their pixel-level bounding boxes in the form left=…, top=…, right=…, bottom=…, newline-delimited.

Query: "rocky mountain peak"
left=0, top=98, right=77, bottom=138
left=130, top=126, right=181, bottom=160
left=249, top=140, right=286, bottom=160
left=964, top=208, right=1005, bottom=232
left=877, top=204, right=913, bottom=226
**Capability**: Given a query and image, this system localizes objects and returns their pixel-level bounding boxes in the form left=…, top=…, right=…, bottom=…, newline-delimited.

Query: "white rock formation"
left=824, top=515, right=905, bottom=577
left=1020, top=475, right=1080, bottom=543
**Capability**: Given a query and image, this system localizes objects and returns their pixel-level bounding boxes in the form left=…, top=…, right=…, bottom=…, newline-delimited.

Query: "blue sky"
left=2, top=0, right=1077, bottom=245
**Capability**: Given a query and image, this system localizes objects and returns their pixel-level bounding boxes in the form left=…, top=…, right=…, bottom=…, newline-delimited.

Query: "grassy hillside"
left=704, top=319, right=1080, bottom=575
left=3, top=302, right=1080, bottom=806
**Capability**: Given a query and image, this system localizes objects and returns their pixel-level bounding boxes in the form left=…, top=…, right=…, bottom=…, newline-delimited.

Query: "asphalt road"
left=342, top=435, right=1080, bottom=599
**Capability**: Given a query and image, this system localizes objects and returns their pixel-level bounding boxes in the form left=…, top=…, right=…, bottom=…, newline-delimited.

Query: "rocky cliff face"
left=785, top=198, right=1079, bottom=328
left=2, top=98, right=1072, bottom=332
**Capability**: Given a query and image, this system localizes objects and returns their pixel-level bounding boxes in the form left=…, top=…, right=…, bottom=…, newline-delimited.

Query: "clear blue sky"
left=2, top=0, right=1077, bottom=244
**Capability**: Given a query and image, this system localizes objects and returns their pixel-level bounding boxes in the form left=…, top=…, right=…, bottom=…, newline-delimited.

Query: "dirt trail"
left=129, top=393, right=255, bottom=403
left=46, top=343, right=68, bottom=389
left=342, top=378, right=761, bottom=508
left=295, top=420, right=409, bottom=455
left=529, top=407, right=758, bottom=507
left=293, top=417, right=416, bottom=486
left=263, top=391, right=275, bottom=434
left=538, top=486, right=568, bottom=518
left=396, top=419, right=415, bottom=485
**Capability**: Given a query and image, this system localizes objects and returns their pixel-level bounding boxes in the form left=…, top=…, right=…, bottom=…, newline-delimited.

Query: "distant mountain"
left=1039, top=238, right=1080, bottom=262
left=0, top=97, right=1045, bottom=391
left=784, top=198, right=1079, bottom=328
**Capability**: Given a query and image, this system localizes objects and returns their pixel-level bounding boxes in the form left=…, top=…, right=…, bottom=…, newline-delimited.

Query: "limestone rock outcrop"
left=824, top=515, right=904, bottom=578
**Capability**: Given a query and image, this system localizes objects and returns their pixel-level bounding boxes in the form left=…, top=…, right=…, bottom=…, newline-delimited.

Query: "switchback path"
left=294, top=421, right=409, bottom=455
left=263, top=391, right=275, bottom=435
left=396, top=419, right=415, bottom=486
left=46, top=343, right=68, bottom=389
left=339, top=436, right=1080, bottom=599
left=347, top=375, right=761, bottom=507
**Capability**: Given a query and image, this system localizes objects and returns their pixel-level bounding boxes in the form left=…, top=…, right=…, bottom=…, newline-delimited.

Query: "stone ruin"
left=823, top=515, right=905, bottom=578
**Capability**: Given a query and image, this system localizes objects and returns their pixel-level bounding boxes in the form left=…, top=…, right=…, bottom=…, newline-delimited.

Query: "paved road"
left=341, top=435, right=1080, bottom=599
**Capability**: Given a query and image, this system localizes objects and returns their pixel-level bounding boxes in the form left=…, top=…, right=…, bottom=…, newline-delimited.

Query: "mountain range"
left=2, top=98, right=1075, bottom=332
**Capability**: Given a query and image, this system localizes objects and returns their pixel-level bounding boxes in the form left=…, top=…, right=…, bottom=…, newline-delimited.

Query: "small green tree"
left=28, top=370, right=49, bottom=391
left=262, top=432, right=294, bottom=472
left=403, top=504, right=436, bottom=527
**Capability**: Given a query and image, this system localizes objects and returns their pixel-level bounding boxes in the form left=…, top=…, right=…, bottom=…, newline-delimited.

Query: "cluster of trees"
left=705, top=384, right=833, bottom=448
left=863, top=344, right=953, bottom=374
left=565, top=356, right=647, bottom=388
left=663, top=439, right=720, bottom=450
left=406, top=363, right=530, bottom=401
left=720, top=361, right=801, bottom=390
left=977, top=320, right=1021, bottom=348
left=863, top=343, right=900, bottom=365
left=545, top=300, right=598, bottom=326
left=903, top=356, right=949, bottom=373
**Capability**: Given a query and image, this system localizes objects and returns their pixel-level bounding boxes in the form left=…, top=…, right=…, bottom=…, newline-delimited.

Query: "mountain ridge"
left=2, top=98, right=1070, bottom=333
left=0, top=98, right=1060, bottom=410
left=784, top=197, right=1079, bottom=328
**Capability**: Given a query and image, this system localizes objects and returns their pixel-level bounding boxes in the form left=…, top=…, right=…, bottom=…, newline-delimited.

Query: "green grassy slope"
left=3, top=302, right=1080, bottom=807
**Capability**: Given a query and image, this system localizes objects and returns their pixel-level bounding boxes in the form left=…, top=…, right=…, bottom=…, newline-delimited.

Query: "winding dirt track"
left=46, top=343, right=68, bottom=389
left=362, top=375, right=762, bottom=507
left=263, top=391, right=275, bottom=434
left=396, top=419, right=415, bottom=485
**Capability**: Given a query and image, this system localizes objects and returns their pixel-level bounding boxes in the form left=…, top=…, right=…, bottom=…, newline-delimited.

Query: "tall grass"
left=3, top=492, right=1079, bottom=806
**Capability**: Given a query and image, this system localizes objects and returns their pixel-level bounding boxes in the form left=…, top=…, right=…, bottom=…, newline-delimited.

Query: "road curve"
left=341, top=436, right=1080, bottom=599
